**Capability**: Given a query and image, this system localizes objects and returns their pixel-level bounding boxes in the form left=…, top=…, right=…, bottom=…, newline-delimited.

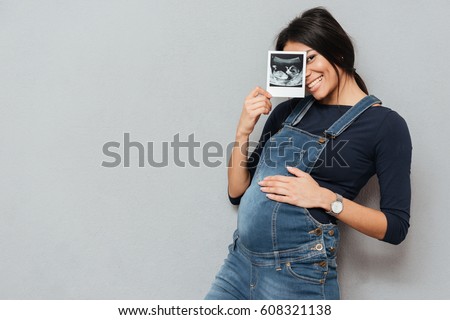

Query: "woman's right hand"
left=236, top=87, right=272, bottom=137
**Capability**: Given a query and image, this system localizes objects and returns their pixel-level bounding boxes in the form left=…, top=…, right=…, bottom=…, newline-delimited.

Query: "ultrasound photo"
left=267, top=51, right=306, bottom=97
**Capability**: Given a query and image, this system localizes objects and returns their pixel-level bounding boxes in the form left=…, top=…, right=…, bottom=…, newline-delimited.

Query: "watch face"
left=331, top=201, right=343, bottom=214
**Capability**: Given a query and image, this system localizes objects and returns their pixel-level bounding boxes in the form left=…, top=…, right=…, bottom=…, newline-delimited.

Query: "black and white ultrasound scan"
left=267, top=51, right=306, bottom=97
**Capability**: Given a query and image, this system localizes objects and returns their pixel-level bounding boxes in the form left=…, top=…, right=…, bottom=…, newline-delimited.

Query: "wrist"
left=235, top=131, right=250, bottom=142
left=319, top=187, right=336, bottom=211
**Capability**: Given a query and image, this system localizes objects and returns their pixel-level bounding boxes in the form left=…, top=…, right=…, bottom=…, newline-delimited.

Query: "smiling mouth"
left=307, top=75, right=323, bottom=90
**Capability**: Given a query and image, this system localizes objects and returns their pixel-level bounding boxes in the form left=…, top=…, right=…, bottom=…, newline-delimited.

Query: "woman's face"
left=284, top=41, right=342, bottom=104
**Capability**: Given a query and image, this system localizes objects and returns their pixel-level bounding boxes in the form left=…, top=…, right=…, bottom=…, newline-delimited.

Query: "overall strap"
left=324, top=95, right=382, bottom=138
left=283, top=95, right=316, bottom=127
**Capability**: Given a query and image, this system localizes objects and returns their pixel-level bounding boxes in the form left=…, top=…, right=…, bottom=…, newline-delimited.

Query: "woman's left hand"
left=258, top=166, right=331, bottom=209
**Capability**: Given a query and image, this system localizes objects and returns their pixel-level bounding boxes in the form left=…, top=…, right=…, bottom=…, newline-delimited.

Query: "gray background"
left=1, top=0, right=449, bottom=299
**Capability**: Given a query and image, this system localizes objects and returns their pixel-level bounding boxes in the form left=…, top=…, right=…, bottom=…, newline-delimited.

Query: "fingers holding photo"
left=249, top=86, right=272, bottom=99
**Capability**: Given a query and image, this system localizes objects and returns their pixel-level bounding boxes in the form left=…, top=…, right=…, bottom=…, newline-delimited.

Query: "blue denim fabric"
left=205, top=228, right=340, bottom=300
left=206, top=95, right=381, bottom=300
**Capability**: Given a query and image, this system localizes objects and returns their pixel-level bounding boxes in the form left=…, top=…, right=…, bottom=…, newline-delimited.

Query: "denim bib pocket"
left=256, top=136, right=306, bottom=182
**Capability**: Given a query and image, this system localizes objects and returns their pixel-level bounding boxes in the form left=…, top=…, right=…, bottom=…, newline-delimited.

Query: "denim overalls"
left=206, top=95, right=381, bottom=300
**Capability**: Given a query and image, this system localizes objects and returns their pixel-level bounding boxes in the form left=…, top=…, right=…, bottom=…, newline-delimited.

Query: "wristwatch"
left=326, top=193, right=343, bottom=216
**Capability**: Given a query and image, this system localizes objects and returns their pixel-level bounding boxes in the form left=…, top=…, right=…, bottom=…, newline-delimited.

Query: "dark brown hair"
left=276, top=7, right=368, bottom=94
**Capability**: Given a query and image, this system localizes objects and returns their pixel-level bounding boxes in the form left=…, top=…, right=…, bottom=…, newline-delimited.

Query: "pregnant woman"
left=205, top=7, right=412, bottom=300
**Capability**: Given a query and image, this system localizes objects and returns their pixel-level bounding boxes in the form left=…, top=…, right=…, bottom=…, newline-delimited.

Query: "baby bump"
left=237, top=180, right=319, bottom=252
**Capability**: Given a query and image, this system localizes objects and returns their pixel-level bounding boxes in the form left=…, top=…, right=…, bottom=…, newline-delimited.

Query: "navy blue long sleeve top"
left=229, top=98, right=412, bottom=245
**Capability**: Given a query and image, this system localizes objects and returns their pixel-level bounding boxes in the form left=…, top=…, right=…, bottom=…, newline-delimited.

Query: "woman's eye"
left=307, top=54, right=316, bottom=63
